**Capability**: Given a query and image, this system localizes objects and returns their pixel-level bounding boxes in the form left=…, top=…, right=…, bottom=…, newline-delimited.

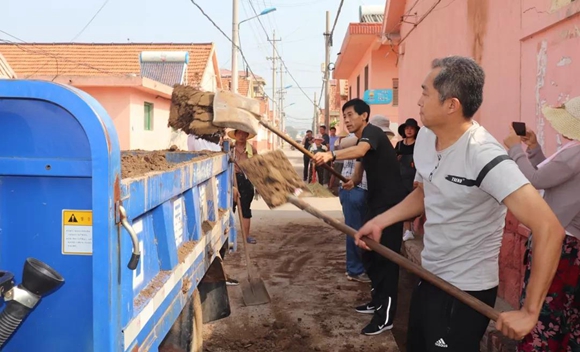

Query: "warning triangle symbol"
left=68, top=214, right=78, bottom=223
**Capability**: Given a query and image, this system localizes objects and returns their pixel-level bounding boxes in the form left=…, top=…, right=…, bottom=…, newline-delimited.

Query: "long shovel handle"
left=233, top=173, right=253, bottom=281
left=258, top=119, right=348, bottom=183
left=286, top=194, right=501, bottom=322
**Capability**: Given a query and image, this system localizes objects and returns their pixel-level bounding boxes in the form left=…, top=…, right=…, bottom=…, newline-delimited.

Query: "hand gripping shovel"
left=238, top=150, right=501, bottom=321
left=232, top=168, right=271, bottom=306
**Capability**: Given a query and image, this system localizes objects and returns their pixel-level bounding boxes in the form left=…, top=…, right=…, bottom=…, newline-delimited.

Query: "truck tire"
left=158, top=288, right=203, bottom=352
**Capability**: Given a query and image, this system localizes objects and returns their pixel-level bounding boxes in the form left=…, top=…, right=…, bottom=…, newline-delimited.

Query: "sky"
left=1, top=0, right=383, bottom=133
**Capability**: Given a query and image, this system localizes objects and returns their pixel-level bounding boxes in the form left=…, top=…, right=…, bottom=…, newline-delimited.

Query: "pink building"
left=0, top=43, right=223, bottom=151
left=333, top=8, right=401, bottom=134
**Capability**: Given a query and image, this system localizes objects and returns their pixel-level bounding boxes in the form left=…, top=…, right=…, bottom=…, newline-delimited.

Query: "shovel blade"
left=241, top=277, right=271, bottom=306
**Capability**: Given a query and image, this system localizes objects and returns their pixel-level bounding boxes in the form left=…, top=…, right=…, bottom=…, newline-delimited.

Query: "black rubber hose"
left=0, top=301, right=31, bottom=348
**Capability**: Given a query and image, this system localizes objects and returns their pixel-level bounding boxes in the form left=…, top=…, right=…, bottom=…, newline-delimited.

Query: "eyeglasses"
left=428, top=154, right=442, bottom=182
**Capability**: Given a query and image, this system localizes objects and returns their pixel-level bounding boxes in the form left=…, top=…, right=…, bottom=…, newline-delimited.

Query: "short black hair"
left=319, top=125, right=327, bottom=130
left=330, top=127, right=336, bottom=131
left=342, top=98, right=370, bottom=121
left=306, top=130, right=312, bottom=133
left=431, top=56, right=485, bottom=118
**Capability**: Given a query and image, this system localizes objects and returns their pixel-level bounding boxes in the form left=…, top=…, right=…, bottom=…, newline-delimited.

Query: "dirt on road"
left=202, top=214, right=401, bottom=352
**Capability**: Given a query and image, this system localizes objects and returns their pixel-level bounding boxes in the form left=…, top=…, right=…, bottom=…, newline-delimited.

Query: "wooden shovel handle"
left=286, top=194, right=501, bottom=322
left=258, top=119, right=348, bottom=183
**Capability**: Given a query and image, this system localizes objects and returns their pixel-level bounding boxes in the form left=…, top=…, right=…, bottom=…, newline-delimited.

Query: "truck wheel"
left=158, top=288, right=203, bottom=352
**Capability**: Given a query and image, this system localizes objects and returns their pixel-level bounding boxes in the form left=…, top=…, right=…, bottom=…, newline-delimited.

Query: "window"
left=392, top=78, right=399, bottom=107
left=356, top=75, right=360, bottom=98
left=144, top=102, right=154, bottom=131
left=364, top=65, right=369, bottom=92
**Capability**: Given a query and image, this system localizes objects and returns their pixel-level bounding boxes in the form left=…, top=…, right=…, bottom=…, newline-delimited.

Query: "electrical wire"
left=70, top=0, right=111, bottom=42
left=246, top=0, right=317, bottom=107
left=188, top=0, right=280, bottom=109
left=329, top=0, right=345, bottom=41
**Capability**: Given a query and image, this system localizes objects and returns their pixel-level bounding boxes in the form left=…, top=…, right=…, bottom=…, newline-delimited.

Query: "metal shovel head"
left=241, top=277, right=271, bottom=306
left=212, top=89, right=261, bottom=135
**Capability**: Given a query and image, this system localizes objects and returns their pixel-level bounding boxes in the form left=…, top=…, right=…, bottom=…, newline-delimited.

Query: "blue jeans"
left=339, top=187, right=368, bottom=276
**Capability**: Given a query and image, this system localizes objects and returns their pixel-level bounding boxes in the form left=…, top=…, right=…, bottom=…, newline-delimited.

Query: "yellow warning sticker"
left=63, top=210, right=92, bottom=226
left=62, top=209, right=93, bottom=255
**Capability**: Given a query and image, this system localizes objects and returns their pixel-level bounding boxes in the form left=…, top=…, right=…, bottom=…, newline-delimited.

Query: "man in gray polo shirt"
left=354, top=56, right=565, bottom=351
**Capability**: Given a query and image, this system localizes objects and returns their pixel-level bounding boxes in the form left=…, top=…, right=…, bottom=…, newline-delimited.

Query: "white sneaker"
left=403, top=230, right=415, bottom=242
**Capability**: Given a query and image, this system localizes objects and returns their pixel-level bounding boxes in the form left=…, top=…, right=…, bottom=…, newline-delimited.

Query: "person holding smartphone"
left=503, top=98, right=580, bottom=352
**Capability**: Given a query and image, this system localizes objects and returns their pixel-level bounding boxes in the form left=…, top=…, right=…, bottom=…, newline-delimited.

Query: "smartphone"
left=512, top=122, right=527, bottom=137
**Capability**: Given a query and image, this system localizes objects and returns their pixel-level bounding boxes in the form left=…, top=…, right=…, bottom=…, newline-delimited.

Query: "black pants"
left=303, top=156, right=311, bottom=181
left=363, top=205, right=404, bottom=324
left=233, top=173, right=254, bottom=219
left=407, top=280, right=498, bottom=352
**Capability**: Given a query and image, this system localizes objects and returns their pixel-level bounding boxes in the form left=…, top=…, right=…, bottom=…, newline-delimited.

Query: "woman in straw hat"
left=228, top=128, right=258, bottom=245
left=504, top=97, right=580, bottom=352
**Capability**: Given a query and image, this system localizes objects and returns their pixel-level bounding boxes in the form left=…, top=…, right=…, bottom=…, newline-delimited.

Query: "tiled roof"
left=349, top=23, right=382, bottom=35
left=0, top=43, right=214, bottom=85
left=221, top=76, right=251, bottom=97
left=0, top=54, right=16, bottom=79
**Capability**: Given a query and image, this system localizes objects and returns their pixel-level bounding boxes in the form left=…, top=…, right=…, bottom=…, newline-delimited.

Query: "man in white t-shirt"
left=187, top=134, right=221, bottom=152
left=354, top=56, right=565, bottom=351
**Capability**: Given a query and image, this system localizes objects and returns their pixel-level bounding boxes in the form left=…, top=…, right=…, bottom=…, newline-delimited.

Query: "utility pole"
left=313, top=91, right=318, bottom=133
left=324, top=10, right=331, bottom=129
left=231, top=0, right=239, bottom=93
left=267, top=30, right=281, bottom=148
left=279, top=62, right=284, bottom=139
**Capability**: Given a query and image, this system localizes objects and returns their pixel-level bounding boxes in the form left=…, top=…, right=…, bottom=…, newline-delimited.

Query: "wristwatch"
left=331, top=151, right=336, bottom=162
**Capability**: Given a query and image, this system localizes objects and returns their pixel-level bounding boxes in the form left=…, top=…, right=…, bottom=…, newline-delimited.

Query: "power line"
left=188, top=0, right=278, bottom=108
left=70, top=0, right=111, bottom=42
left=246, top=0, right=317, bottom=107
left=329, top=0, right=345, bottom=41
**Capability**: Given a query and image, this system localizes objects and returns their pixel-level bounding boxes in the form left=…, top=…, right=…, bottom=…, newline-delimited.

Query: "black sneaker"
left=361, top=320, right=393, bottom=335
left=361, top=298, right=394, bottom=336
left=355, top=302, right=375, bottom=314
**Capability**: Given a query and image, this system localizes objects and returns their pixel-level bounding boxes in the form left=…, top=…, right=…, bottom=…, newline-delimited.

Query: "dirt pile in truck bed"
left=168, top=85, right=223, bottom=144
left=121, top=150, right=221, bottom=179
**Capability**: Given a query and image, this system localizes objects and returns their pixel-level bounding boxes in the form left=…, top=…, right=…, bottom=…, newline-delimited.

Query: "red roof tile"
left=220, top=76, right=252, bottom=97
left=0, top=43, right=214, bottom=85
left=348, top=23, right=382, bottom=35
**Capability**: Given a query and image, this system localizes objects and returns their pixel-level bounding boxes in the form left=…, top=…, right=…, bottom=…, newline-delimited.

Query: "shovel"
left=238, top=150, right=501, bottom=321
left=232, top=170, right=271, bottom=306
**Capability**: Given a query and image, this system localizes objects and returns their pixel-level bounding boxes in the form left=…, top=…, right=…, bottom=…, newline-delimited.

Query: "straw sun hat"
left=542, top=96, right=580, bottom=141
left=226, top=128, right=256, bottom=140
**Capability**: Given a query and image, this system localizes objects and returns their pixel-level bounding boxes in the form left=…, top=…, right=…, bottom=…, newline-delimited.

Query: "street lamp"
left=232, top=5, right=277, bottom=93
left=239, top=7, right=276, bottom=26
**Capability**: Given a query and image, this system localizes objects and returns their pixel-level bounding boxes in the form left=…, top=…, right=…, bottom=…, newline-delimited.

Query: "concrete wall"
left=200, top=59, right=217, bottom=93
left=344, top=44, right=401, bottom=134
left=129, top=90, right=187, bottom=151
left=80, top=87, right=132, bottom=150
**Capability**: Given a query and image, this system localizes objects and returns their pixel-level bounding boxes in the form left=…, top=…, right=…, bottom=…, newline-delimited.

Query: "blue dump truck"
left=0, top=80, right=237, bottom=351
